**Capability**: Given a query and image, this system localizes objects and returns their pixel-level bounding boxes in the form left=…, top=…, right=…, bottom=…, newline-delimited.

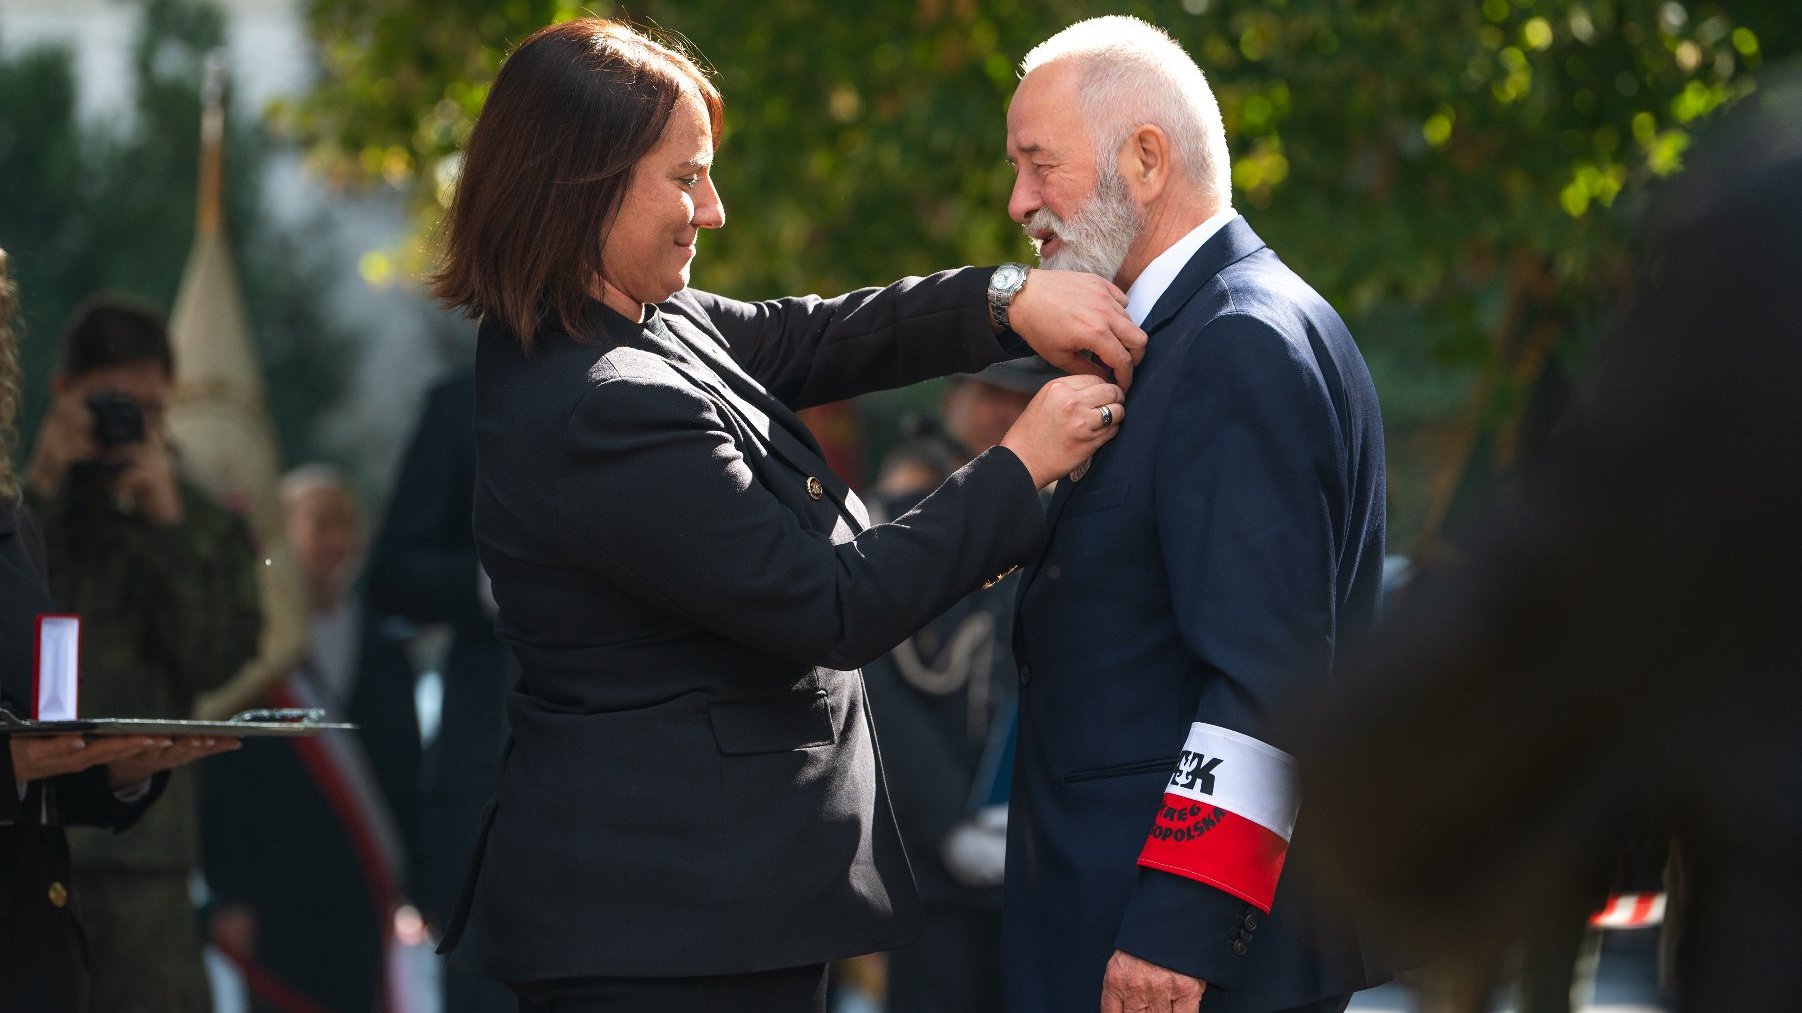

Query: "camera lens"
left=87, top=391, right=146, bottom=449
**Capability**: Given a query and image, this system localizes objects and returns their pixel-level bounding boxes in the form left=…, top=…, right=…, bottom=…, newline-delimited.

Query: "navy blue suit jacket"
left=1005, top=218, right=1390, bottom=1012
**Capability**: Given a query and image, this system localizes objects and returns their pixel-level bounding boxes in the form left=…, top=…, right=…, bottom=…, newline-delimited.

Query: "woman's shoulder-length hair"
left=430, top=19, right=724, bottom=351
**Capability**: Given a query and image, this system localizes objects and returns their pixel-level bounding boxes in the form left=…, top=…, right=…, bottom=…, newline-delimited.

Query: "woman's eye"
left=678, top=174, right=701, bottom=189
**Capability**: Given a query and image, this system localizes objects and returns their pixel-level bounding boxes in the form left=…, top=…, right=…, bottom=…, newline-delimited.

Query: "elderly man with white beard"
left=1000, top=17, right=1393, bottom=1013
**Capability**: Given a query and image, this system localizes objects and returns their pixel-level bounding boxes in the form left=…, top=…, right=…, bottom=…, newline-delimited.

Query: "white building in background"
left=0, top=0, right=469, bottom=493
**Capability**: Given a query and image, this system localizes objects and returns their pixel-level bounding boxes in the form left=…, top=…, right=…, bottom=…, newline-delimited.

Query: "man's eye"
left=677, top=174, right=701, bottom=189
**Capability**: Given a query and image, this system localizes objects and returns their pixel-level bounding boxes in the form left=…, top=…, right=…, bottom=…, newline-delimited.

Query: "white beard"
left=1026, top=165, right=1140, bottom=282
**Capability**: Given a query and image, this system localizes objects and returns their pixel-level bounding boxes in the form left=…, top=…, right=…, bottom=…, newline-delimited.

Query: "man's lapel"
left=1015, top=217, right=1270, bottom=609
left=1138, top=215, right=1268, bottom=339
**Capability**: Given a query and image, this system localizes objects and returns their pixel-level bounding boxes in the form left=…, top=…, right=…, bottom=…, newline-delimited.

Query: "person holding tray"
left=0, top=248, right=240, bottom=1011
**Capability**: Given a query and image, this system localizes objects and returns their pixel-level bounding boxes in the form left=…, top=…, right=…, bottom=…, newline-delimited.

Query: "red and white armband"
left=1136, top=722, right=1299, bottom=913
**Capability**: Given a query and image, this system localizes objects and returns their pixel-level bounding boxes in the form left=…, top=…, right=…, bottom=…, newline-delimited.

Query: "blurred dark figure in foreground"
left=204, top=465, right=400, bottom=1012
left=864, top=358, right=1054, bottom=1013
left=1292, top=68, right=1802, bottom=1013
left=364, top=366, right=514, bottom=1013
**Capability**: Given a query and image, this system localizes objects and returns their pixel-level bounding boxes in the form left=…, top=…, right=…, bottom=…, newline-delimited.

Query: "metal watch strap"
left=988, top=263, right=1030, bottom=330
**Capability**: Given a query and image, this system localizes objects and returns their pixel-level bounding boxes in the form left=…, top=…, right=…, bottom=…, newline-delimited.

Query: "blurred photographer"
left=23, top=293, right=263, bottom=1013
left=29, top=332, right=180, bottom=528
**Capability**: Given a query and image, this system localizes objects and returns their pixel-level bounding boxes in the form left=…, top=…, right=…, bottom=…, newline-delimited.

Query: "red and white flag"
left=1137, top=722, right=1299, bottom=913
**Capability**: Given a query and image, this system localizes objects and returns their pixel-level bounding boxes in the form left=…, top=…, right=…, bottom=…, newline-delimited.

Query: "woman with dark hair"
left=430, top=18, right=1144, bottom=1012
left=0, top=252, right=239, bottom=1009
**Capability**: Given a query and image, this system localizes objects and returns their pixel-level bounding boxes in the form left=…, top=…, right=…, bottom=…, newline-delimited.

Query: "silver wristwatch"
left=987, top=263, right=1031, bottom=330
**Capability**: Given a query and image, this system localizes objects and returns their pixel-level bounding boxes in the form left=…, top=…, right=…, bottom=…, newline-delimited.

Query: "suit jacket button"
left=1019, top=664, right=1032, bottom=686
left=48, top=882, right=68, bottom=908
left=1244, top=913, right=1259, bottom=930
left=806, top=477, right=824, bottom=500
left=1231, top=939, right=1247, bottom=955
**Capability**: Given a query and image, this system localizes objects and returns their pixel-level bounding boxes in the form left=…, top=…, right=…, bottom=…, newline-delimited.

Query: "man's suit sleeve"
left=1113, top=315, right=1344, bottom=987
left=679, top=268, right=1028, bottom=410
left=553, top=367, right=1045, bottom=672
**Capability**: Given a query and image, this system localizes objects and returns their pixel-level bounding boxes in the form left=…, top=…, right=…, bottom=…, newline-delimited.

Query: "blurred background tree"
left=0, top=0, right=355, bottom=469
left=284, top=0, right=1795, bottom=550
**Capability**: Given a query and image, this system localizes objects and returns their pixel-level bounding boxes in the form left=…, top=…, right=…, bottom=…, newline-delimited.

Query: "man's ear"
left=50, top=375, right=70, bottom=397
left=1121, top=123, right=1172, bottom=205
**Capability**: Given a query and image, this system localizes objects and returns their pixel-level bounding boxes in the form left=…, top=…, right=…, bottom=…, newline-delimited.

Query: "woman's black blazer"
left=441, top=269, right=1049, bottom=981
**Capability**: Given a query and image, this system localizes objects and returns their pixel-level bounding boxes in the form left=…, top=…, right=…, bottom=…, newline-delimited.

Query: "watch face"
left=995, top=264, right=1026, bottom=290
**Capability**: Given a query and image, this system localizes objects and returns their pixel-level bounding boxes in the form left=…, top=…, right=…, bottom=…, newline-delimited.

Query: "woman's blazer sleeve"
left=554, top=359, right=1045, bottom=672
left=52, top=768, right=168, bottom=830
left=674, top=267, right=1026, bottom=410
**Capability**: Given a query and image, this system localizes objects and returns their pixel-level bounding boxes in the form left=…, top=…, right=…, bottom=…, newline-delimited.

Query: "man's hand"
left=25, top=389, right=99, bottom=498
left=1007, top=270, right=1148, bottom=391
left=1101, top=949, right=1205, bottom=1013
left=10, top=734, right=165, bottom=785
left=105, top=735, right=240, bottom=789
left=112, top=430, right=185, bottom=526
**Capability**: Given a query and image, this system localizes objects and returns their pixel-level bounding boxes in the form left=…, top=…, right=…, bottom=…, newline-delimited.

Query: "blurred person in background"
left=363, top=364, right=515, bottom=1013
left=0, top=252, right=240, bottom=1010
left=863, top=358, right=1056, bottom=1013
left=1291, top=66, right=1802, bottom=1013
left=204, top=464, right=402, bottom=1013
left=24, top=293, right=263, bottom=1013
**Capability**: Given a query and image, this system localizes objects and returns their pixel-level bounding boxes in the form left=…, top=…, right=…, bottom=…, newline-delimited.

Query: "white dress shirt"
left=1124, top=208, right=1238, bottom=327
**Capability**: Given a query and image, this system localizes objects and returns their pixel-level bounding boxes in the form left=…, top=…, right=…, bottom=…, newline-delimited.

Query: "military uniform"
left=28, top=472, right=262, bottom=1013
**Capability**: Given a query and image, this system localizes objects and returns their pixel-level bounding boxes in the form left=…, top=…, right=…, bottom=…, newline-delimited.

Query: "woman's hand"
left=1005, top=270, right=1147, bottom=391
left=999, top=374, right=1126, bottom=489
left=105, top=736, right=241, bottom=789
left=9, top=734, right=164, bottom=785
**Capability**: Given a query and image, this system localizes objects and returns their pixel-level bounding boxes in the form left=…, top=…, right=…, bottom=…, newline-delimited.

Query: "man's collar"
left=1124, top=207, right=1238, bottom=327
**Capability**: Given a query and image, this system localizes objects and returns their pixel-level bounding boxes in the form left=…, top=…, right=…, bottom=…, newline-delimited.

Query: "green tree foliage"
left=0, top=0, right=354, bottom=469
left=285, top=0, right=1795, bottom=547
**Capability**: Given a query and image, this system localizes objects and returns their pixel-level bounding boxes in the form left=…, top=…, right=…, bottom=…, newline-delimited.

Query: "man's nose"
left=1007, top=171, right=1038, bottom=225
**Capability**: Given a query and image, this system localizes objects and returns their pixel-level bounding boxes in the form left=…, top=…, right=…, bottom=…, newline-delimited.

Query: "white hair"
left=1020, top=16, right=1231, bottom=206
left=279, top=462, right=352, bottom=513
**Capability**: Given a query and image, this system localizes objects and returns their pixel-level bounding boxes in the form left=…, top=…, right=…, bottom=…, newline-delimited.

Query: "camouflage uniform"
left=28, top=471, right=262, bottom=1013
